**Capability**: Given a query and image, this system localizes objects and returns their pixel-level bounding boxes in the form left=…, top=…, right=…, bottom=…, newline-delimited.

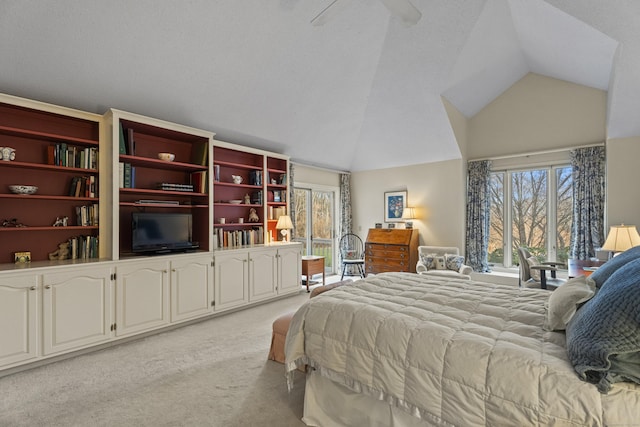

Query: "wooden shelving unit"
left=212, top=143, right=289, bottom=248
left=105, top=109, right=214, bottom=259
left=0, top=94, right=103, bottom=264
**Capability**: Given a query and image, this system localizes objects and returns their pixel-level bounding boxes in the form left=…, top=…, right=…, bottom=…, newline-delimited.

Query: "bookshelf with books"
left=0, top=94, right=103, bottom=264
left=266, top=156, right=289, bottom=242
left=105, top=109, right=214, bottom=259
left=212, top=143, right=265, bottom=248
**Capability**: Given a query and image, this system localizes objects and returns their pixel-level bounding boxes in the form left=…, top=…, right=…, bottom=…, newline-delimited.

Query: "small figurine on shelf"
left=248, top=208, right=260, bottom=222
left=52, top=216, right=68, bottom=227
left=244, top=193, right=251, bottom=204
left=49, top=242, right=70, bottom=260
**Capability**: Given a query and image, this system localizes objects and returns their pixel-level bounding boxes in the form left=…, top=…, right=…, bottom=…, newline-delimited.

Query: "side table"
left=301, top=256, right=325, bottom=292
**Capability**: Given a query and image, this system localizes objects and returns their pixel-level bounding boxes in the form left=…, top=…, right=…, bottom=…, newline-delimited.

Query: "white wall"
left=468, top=73, right=607, bottom=159
left=293, top=164, right=341, bottom=188
left=350, top=159, right=466, bottom=249
left=606, top=137, right=640, bottom=227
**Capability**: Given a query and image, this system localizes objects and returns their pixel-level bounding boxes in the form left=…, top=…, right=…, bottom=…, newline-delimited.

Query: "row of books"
left=214, top=227, right=264, bottom=249
left=69, top=176, right=97, bottom=198
left=48, top=144, right=98, bottom=170
left=157, top=183, right=193, bottom=192
left=119, top=162, right=136, bottom=188
left=75, top=204, right=99, bottom=226
left=268, top=206, right=287, bottom=221
left=67, top=235, right=99, bottom=260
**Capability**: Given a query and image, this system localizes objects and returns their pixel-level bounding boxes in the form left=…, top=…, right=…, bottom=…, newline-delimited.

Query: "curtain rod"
left=469, top=142, right=605, bottom=162
left=291, top=160, right=350, bottom=175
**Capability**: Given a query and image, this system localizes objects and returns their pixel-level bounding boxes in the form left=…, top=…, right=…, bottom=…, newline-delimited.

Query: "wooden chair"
left=339, top=233, right=365, bottom=280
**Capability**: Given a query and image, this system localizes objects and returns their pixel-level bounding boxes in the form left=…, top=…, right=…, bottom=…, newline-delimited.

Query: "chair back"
left=340, top=233, right=364, bottom=259
left=517, top=247, right=533, bottom=283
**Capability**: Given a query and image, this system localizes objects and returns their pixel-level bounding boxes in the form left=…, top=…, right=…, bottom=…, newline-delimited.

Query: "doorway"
left=291, top=184, right=338, bottom=274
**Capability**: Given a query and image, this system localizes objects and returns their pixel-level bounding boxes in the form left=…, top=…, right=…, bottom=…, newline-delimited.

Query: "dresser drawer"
left=365, top=256, right=410, bottom=269
left=365, top=245, right=409, bottom=259
left=365, top=261, right=411, bottom=273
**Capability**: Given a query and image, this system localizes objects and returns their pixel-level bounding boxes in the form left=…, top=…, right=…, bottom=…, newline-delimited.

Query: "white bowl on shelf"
left=9, top=185, right=38, bottom=195
left=158, top=152, right=176, bottom=162
left=229, top=199, right=242, bottom=204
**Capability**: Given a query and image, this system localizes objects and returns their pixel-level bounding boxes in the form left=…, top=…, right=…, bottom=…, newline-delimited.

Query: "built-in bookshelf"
left=0, top=94, right=103, bottom=263
left=105, top=109, right=214, bottom=259
left=212, top=142, right=289, bottom=248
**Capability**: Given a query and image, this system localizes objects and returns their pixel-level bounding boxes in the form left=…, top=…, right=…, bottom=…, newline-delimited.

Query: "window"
left=488, top=165, right=572, bottom=268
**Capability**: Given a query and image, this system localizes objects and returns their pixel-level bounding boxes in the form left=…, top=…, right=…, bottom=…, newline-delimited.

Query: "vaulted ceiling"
left=1, top=1, right=638, bottom=171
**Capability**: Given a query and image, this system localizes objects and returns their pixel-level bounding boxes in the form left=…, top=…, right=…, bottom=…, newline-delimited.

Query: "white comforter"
left=285, top=272, right=640, bottom=426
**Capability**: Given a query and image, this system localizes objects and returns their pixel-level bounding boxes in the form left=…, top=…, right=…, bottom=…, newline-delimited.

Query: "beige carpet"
left=0, top=281, right=336, bottom=427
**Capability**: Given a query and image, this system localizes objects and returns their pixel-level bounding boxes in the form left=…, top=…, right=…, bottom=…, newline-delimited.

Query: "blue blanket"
left=566, top=257, right=640, bottom=393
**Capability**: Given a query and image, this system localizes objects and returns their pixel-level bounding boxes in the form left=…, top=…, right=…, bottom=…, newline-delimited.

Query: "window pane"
left=489, top=172, right=504, bottom=265
left=293, top=188, right=308, bottom=241
left=556, top=167, right=573, bottom=263
left=511, top=169, right=547, bottom=262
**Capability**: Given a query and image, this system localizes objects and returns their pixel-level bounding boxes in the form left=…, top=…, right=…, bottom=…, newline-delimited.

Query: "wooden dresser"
left=365, top=228, right=419, bottom=275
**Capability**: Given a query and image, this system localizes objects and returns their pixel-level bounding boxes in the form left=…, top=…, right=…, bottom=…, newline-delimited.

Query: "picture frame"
left=384, top=191, right=407, bottom=222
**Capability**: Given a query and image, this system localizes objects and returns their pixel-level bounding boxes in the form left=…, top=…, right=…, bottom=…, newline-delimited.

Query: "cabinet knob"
left=30, top=286, right=36, bottom=291
left=45, top=285, right=51, bottom=289
left=171, top=269, right=176, bottom=272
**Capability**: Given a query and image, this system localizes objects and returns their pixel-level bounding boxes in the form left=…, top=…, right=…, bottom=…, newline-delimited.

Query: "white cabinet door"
left=170, top=255, right=214, bottom=323
left=42, top=266, right=112, bottom=355
left=0, top=274, right=39, bottom=368
left=249, top=248, right=277, bottom=302
left=214, top=251, right=248, bottom=312
left=278, top=244, right=302, bottom=295
left=116, top=259, right=170, bottom=337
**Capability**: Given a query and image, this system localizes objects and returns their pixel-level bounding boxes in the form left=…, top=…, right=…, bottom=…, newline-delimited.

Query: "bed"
left=285, top=270, right=640, bottom=426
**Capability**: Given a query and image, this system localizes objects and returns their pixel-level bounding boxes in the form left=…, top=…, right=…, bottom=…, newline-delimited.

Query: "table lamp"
left=276, top=215, right=293, bottom=242
left=401, top=206, right=416, bottom=229
left=601, top=224, right=640, bottom=257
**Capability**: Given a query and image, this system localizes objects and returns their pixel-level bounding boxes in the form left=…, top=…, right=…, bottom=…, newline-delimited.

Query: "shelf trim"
left=120, top=202, right=208, bottom=208
left=0, top=160, right=98, bottom=174
left=214, top=160, right=262, bottom=171
left=119, top=154, right=207, bottom=171
left=119, top=188, right=208, bottom=197
left=0, top=194, right=99, bottom=201
left=0, top=124, right=99, bottom=146
left=0, top=225, right=99, bottom=232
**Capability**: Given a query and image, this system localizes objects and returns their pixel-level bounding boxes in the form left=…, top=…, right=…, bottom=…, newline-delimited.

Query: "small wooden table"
left=302, top=256, right=325, bottom=292
left=568, top=259, right=606, bottom=278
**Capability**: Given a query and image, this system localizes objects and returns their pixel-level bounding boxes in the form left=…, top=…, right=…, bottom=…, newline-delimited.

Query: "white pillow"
left=543, top=276, right=596, bottom=331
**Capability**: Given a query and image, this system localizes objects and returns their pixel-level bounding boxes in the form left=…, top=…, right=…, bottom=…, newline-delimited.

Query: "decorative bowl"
left=229, top=199, right=242, bottom=204
left=9, top=185, right=38, bottom=195
left=158, top=152, right=175, bottom=162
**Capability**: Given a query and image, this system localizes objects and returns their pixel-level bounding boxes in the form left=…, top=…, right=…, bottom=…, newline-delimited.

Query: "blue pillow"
left=566, top=257, right=640, bottom=393
left=589, top=245, right=640, bottom=288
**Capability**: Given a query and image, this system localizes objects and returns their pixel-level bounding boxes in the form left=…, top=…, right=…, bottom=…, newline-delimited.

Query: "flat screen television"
left=132, top=212, right=199, bottom=254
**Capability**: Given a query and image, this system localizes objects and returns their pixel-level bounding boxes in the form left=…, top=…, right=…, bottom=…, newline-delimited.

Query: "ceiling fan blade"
left=311, top=0, right=351, bottom=26
left=379, top=0, right=422, bottom=26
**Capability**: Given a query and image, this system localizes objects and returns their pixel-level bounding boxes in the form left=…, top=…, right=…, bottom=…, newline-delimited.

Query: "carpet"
left=0, top=289, right=314, bottom=427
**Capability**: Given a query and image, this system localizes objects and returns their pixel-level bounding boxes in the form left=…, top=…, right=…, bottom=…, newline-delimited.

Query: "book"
left=123, top=163, right=132, bottom=188
left=127, top=128, right=135, bottom=155
left=119, top=123, right=127, bottom=154
left=191, top=141, right=208, bottom=166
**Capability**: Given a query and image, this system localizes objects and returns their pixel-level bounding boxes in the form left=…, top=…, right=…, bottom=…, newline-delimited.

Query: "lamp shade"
left=401, top=207, right=415, bottom=220
left=276, top=215, right=293, bottom=242
left=601, top=224, right=640, bottom=252
left=276, top=215, right=293, bottom=230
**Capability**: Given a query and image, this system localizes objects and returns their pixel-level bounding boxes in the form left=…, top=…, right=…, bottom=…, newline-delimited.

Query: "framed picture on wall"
left=384, top=191, right=407, bottom=222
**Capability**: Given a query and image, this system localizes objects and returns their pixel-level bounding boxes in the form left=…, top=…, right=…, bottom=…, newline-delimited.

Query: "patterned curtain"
left=339, top=173, right=353, bottom=273
left=288, top=162, right=295, bottom=232
left=465, top=160, right=492, bottom=272
left=339, top=173, right=352, bottom=236
left=570, top=146, right=606, bottom=260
